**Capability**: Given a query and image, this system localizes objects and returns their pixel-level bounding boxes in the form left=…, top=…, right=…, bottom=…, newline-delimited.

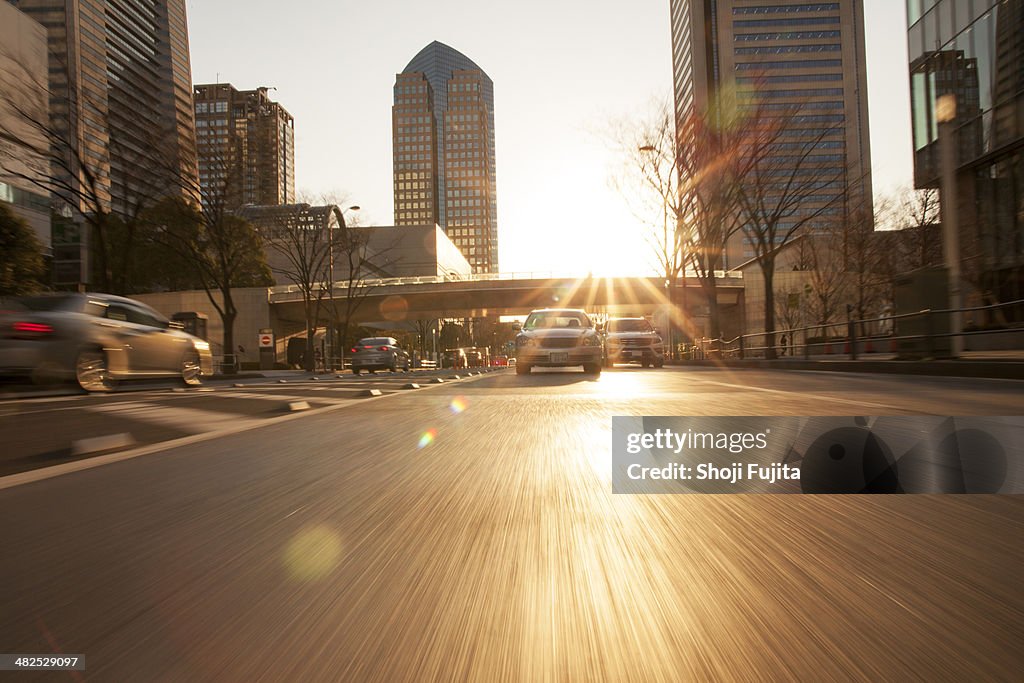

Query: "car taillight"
left=378, top=346, right=389, bottom=351
left=11, top=322, right=54, bottom=339
left=350, top=347, right=358, bottom=354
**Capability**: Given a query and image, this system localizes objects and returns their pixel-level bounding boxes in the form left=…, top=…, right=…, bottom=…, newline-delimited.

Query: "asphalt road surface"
left=0, top=367, right=1021, bottom=681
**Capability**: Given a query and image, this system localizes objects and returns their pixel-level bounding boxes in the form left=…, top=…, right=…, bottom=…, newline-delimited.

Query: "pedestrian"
left=779, top=334, right=788, bottom=357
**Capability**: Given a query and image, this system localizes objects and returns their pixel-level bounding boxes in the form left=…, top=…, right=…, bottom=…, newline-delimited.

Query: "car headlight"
left=193, top=340, right=210, bottom=351
left=516, top=335, right=534, bottom=348
left=583, top=334, right=601, bottom=347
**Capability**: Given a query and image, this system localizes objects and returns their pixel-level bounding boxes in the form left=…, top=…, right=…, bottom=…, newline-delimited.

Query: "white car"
left=514, top=308, right=603, bottom=375
left=603, top=317, right=665, bottom=368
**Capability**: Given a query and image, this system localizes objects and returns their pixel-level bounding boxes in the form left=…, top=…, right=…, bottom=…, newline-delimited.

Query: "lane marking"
left=0, top=371, right=497, bottom=491
left=689, top=377, right=931, bottom=413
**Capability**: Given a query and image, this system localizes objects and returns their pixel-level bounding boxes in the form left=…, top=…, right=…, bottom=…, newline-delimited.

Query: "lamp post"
left=328, top=204, right=359, bottom=371
left=936, top=94, right=962, bottom=357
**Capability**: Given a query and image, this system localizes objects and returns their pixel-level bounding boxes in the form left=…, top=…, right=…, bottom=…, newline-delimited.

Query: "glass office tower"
left=907, top=0, right=1024, bottom=304
left=393, top=41, right=499, bottom=274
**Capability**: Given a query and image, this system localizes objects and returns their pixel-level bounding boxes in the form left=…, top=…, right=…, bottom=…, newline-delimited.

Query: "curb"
left=671, top=359, right=1024, bottom=380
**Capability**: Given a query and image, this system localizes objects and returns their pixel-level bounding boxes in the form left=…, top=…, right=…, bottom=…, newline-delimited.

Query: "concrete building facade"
left=669, top=0, right=874, bottom=267
left=193, top=84, right=296, bottom=209
left=393, top=41, right=499, bottom=274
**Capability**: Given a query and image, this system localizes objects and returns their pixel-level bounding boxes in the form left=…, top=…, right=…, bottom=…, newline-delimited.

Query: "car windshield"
left=523, top=311, right=591, bottom=330
left=608, top=319, right=653, bottom=333
left=359, top=338, right=391, bottom=347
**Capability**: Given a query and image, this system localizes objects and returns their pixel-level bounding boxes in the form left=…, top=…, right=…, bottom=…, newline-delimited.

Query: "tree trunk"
left=763, top=262, right=777, bottom=360
left=303, top=298, right=316, bottom=372
left=221, top=288, right=237, bottom=375
left=699, top=274, right=721, bottom=353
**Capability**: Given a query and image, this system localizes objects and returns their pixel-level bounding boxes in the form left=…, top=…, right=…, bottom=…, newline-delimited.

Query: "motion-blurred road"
left=1, top=367, right=1022, bottom=681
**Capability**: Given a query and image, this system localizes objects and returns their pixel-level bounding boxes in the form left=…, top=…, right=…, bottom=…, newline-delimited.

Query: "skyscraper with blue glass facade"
left=393, top=41, right=498, bottom=274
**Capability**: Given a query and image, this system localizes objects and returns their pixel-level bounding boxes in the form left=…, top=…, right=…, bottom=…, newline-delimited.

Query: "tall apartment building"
left=8, top=0, right=198, bottom=286
left=193, top=84, right=295, bottom=209
left=0, top=1, right=51, bottom=255
left=907, top=0, right=1023, bottom=304
left=669, top=0, right=873, bottom=266
left=393, top=41, right=499, bottom=273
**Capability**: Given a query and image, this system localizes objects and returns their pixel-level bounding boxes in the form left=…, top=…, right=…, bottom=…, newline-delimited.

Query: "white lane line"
left=86, top=401, right=264, bottom=432
left=223, top=391, right=351, bottom=403
left=690, top=378, right=927, bottom=413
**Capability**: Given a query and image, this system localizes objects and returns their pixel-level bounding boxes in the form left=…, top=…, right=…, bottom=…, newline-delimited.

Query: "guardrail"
left=268, top=270, right=744, bottom=299
left=697, top=298, right=1024, bottom=361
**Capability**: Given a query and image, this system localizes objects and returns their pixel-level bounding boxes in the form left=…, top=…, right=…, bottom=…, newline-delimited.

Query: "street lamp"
left=936, top=94, right=962, bottom=356
left=639, top=143, right=679, bottom=360
left=328, top=204, right=359, bottom=371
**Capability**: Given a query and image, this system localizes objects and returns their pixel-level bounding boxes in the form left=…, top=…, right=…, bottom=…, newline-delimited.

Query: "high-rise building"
left=8, top=0, right=198, bottom=286
left=393, top=41, right=499, bottom=273
left=193, top=84, right=296, bottom=209
left=907, top=0, right=1023, bottom=304
left=0, top=1, right=51, bottom=256
left=670, top=0, right=874, bottom=266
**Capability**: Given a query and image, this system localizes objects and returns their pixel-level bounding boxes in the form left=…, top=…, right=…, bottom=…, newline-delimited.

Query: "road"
left=0, top=367, right=1021, bottom=681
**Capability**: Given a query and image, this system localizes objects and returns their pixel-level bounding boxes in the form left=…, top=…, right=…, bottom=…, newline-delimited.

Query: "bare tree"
left=609, top=100, right=694, bottom=350
left=732, top=98, right=855, bottom=359
left=674, top=110, right=749, bottom=346
left=247, top=204, right=335, bottom=371
left=335, top=226, right=396, bottom=370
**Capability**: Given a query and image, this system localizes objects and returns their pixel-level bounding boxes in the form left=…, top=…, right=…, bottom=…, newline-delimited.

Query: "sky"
left=187, top=0, right=914, bottom=277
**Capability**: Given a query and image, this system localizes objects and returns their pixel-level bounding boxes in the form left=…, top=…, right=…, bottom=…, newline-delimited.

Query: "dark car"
left=350, top=337, right=411, bottom=374
left=0, top=292, right=213, bottom=391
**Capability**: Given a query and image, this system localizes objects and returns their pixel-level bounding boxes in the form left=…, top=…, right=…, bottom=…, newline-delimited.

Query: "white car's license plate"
left=622, top=351, right=634, bottom=358
left=550, top=352, right=568, bottom=363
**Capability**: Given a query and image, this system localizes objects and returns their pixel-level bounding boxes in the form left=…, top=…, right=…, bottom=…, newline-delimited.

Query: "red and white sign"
left=259, top=334, right=274, bottom=348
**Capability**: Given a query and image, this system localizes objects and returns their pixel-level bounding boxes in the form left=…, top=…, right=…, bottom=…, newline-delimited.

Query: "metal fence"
left=697, top=298, right=1024, bottom=360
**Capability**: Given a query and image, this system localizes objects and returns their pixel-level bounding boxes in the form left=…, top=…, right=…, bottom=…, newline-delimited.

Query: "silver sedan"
left=0, top=293, right=213, bottom=391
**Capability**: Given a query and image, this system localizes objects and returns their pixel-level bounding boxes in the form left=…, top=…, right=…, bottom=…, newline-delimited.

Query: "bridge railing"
left=268, top=270, right=744, bottom=302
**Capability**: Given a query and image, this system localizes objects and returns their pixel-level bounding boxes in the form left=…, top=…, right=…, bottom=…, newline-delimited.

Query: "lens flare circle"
left=283, top=526, right=343, bottom=581
left=418, top=428, right=437, bottom=448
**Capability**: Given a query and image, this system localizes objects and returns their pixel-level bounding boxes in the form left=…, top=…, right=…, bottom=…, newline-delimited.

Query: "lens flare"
left=449, top=397, right=467, bottom=414
left=418, top=428, right=437, bottom=448
left=283, top=526, right=343, bottom=581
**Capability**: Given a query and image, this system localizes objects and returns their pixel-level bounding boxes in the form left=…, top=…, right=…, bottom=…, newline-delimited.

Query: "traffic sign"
left=259, top=334, right=274, bottom=348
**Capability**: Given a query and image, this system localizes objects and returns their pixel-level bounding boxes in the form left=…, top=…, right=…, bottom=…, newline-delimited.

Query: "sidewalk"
left=672, top=353, right=1024, bottom=380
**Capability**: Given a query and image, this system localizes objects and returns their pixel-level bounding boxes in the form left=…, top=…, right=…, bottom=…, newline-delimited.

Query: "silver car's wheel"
left=76, top=350, right=115, bottom=392
left=181, top=351, right=202, bottom=386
